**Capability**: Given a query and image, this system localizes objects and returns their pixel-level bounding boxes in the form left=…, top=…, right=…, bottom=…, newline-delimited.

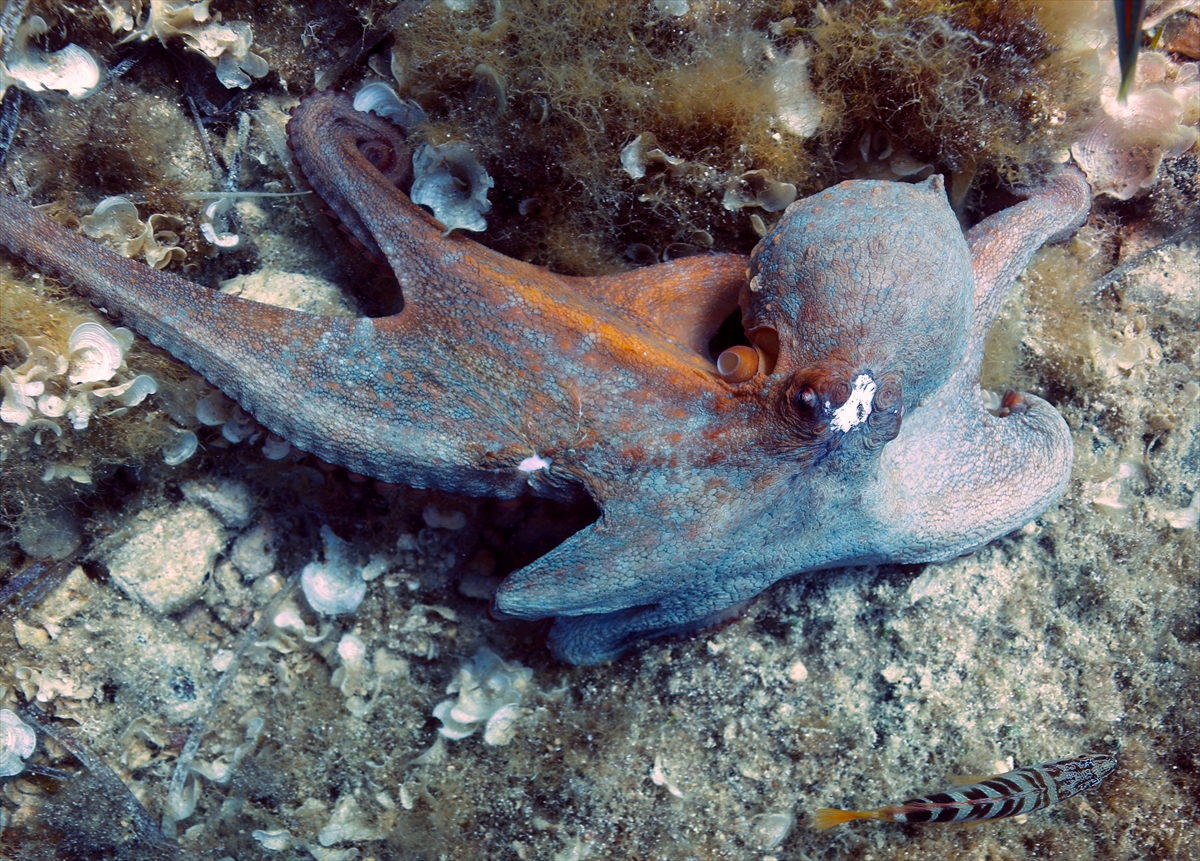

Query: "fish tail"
left=812, top=808, right=881, bottom=831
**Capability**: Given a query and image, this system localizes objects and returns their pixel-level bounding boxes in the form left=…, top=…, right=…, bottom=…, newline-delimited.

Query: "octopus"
left=0, top=91, right=1092, bottom=664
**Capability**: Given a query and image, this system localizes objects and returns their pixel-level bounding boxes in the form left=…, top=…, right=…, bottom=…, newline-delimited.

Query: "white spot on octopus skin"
left=518, top=454, right=550, bottom=473
left=830, top=373, right=876, bottom=433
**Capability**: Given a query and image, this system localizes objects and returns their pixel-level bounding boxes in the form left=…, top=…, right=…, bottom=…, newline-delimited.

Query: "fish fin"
left=946, top=774, right=998, bottom=786
left=812, top=808, right=878, bottom=831
left=1115, top=0, right=1148, bottom=102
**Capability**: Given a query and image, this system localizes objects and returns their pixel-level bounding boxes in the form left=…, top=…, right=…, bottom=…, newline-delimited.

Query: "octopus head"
left=741, top=175, right=974, bottom=414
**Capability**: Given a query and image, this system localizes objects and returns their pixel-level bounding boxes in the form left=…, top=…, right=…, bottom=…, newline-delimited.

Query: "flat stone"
left=181, top=478, right=254, bottom=528
left=105, top=504, right=225, bottom=614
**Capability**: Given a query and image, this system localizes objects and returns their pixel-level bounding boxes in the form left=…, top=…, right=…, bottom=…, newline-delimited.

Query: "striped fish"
left=1115, top=0, right=1147, bottom=102
left=813, top=753, right=1117, bottom=830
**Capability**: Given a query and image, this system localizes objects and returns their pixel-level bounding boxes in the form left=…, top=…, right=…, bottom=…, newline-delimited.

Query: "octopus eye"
left=795, top=386, right=820, bottom=415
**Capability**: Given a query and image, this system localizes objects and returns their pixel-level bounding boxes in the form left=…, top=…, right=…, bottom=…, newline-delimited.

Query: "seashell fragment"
left=195, top=392, right=232, bottom=426
left=716, top=345, right=761, bottom=383
left=92, top=373, right=158, bottom=407
left=1, top=367, right=36, bottom=426
left=221, top=407, right=257, bottom=443
left=0, top=708, right=37, bottom=777
left=620, top=132, right=688, bottom=180
left=722, top=170, right=797, bottom=213
left=36, top=393, right=67, bottom=417
left=432, top=647, right=532, bottom=745
left=199, top=199, right=241, bottom=250
left=125, top=1, right=268, bottom=90
left=163, top=428, right=199, bottom=466
left=261, top=434, right=291, bottom=460
left=67, top=321, right=125, bottom=384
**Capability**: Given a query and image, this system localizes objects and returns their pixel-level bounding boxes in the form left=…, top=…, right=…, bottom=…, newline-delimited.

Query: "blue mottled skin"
left=0, top=91, right=1091, bottom=664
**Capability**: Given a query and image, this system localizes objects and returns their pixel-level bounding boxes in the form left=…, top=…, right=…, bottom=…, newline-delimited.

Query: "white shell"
left=67, top=322, right=125, bottom=385
left=88, top=196, right=140, bottom=220
left=482, top=702, right=523, bottom=746
left=163, top=429, right=199, bottom=466
left=722, top=170, right=797, bottom=213
left=337, top=632, right=368, bottom=666
left=113, top=374, right=159, bottom=407
left=433, top=648, right=532, bottom=745
left=91, top=374, right=155, bottom=405
left=195, top=392, right=232, bottom=426
left=1, top=367, right=35, bottom=426
left=0, top=709, right=37, bottom=777
left=261, top=434, right=291, bottom=460
left=200, top=198, right=241, bottom=250
left=221, top=408, right=257, bottom=443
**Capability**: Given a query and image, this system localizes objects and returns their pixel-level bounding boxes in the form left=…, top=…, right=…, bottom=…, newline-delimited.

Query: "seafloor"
left=1, top=2, right=1199, bottom=860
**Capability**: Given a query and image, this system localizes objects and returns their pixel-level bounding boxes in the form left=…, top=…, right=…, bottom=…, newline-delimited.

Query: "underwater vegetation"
left=0, top=0, right=1197, bottom=859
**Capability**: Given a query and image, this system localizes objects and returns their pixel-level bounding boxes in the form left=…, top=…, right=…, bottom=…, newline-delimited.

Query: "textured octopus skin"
left=0, top=91, right=1091, bottom=664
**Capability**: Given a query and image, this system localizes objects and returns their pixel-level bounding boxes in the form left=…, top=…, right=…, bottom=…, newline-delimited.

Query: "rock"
left=105, top=504, right=225, bottom=614
left=181, top=478, right=254, bottom=528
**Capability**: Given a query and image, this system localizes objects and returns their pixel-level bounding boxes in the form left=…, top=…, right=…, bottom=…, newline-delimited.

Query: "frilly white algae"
left=0, top=15, right=101, bottom=100
left=300, top=525, right=368, bottom=616
left=432, top=647, right=532, bottom=746
left=410, top=142, right=494, bottom=234
left=80, top=197, right=186, bottom=270
left=120, top=0, right=269, bottom=89
left=0, top=707, right=35, bottom=777
left=1, top=321, right=156, bottom=443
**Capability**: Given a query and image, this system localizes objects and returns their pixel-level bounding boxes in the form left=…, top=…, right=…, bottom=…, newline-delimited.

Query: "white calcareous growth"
left=0, top=15, right=102, bottom=100
left=0, top=321, right=162, bottom=464
left=300, top=526, right=369, bottom=616
left=119, top=0, right=269, bottom=89
left=411, top=142, right=494, bottom=233
left=433, top=647, right=533, bottom=746
left=0, top=709, right=37, bottom=777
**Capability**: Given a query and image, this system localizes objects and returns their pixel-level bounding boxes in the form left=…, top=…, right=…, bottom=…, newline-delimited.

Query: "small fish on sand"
left=813, top=753, right=1117, bottom=830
